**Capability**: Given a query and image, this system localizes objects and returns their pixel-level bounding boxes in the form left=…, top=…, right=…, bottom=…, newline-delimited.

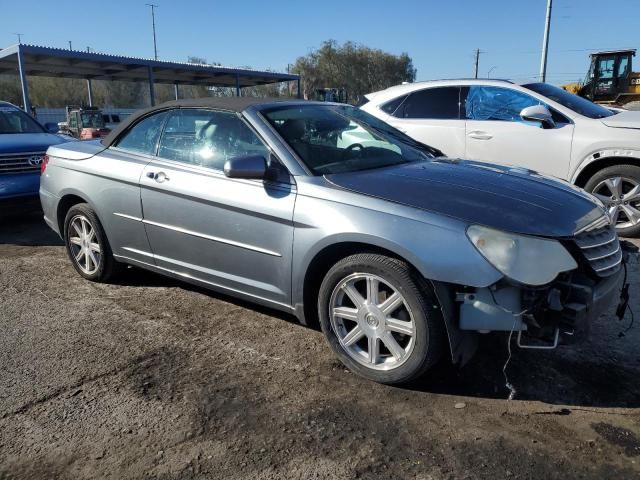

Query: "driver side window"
left=157, top=109, right=269, bottom=171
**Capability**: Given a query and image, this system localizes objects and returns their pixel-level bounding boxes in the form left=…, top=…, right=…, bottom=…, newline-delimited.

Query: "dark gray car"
left=40, top=98, right=626, bottom=384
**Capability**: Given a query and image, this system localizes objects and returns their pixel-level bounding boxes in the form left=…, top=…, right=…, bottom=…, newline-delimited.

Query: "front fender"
left=290, top=191, right=503, bottom=309
left=571, top=148, right=640, bottom=184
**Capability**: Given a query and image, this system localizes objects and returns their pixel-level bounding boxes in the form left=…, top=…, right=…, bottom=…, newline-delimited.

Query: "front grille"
left=0, top=151, right=45, bottom=174
left=573, top=224, right=622, bottom=277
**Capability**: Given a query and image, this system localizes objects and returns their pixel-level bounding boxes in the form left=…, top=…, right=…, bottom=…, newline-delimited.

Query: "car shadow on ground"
left=409, top=335, right=640, bottom=409
left=0, top=202, right=63, bottom=247
left=119, top=265, right=306, bottom=329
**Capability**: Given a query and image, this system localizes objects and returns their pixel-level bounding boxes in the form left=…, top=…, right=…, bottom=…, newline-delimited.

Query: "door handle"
left=146, top=171, right=170, bottom=182
left=467, top=131, right=493, bottom=140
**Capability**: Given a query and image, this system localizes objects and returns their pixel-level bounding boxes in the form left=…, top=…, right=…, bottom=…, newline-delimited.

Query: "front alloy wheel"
left=330, top=273, right=416, bottom=370
left=318, top=253, right=445, bottom=384
left=585, top=164, right=640, bottom=237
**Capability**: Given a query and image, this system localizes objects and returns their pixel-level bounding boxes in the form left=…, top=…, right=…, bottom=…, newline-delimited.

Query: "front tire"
left=63, top=203, right=121, bottom=282
left=584, top=164, right=640, bottom=238
left=318, top=253, right=445, bottom=384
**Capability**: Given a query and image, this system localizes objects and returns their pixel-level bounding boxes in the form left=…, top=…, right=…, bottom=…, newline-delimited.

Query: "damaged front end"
left=438, top=221, right=628, bottom=363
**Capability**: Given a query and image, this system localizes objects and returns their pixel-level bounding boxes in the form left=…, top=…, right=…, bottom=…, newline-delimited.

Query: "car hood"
left=601, top=110, right=640, bottom=129
left=326, top=159, right=605, bottom=238
left=0, top=133, right=68, bottom=154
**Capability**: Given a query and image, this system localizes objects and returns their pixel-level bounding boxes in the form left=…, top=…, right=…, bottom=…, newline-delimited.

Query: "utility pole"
left=146, top=3, right=159, bottom=60
left=539, top=0, right=553, bottom=82
left=14, top=33, right=23, bottom=44
left=68, top=41, right=73, bottom=50
left=474, top=49, right=482, bottom=79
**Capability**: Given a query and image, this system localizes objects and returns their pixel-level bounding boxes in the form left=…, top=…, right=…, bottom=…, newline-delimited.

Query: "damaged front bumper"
left=458, top=262, right=625, bottom=349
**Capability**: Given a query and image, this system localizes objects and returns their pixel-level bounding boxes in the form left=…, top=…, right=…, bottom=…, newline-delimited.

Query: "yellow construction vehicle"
left=563, top=49, right=640, bottom=109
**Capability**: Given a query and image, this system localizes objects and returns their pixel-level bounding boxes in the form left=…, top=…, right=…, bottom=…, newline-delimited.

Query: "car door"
left=100, top=110, right=169, bottom=265
left=139, top=108, right=296, bottom=307
left=382, top=86, right=466, bottom=158
left=463, top=85, right=574, bottom=179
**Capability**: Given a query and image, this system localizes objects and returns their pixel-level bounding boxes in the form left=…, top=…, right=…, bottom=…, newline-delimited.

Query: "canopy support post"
left=17, top=45, right=31, bottom=113
left=148, top=66, right=155, bottom=106
left=86, top=79, right=93, bottom=107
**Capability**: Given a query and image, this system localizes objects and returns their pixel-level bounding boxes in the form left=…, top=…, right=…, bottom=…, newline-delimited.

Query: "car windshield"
left=0, top=106, right=44, bottom=134
left=81, top=112, right=105, bottom=128
left=261, top=104, right=439, bottom=175
left=522, top=82, right=615, bottom=119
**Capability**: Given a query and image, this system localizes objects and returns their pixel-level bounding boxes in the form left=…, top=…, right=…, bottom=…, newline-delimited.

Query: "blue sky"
left=2, top=0, right=639, bottom=85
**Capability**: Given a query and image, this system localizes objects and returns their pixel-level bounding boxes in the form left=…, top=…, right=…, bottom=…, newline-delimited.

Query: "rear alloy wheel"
left=63, top=203, right=121, bottom=282
left=68, top=214, right=102, bottom=275
left=585, top=165, right=640, bottom=237
left=318, top=253, right=445, bottom=384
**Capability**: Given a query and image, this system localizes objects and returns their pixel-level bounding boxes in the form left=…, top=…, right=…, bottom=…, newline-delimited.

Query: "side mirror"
left=44, top=122, right=59, bottom=133
left=223, top=154, right=267, bottom=179
left=520, top=105, right=556, bottom=129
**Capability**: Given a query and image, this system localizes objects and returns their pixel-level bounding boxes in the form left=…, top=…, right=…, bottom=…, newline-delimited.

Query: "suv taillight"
left=41, top=154, right=49, bottom=174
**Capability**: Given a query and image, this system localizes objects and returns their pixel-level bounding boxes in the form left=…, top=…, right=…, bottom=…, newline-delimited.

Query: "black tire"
left=63, top=203, right=122, bottom=282
left=318, top=253, right=446, bottom=384
left=584, top=164, right=640, bottom=238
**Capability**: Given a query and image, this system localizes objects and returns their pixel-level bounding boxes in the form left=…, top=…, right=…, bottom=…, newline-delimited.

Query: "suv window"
left=380, top=95, right=407, bottom=115
left=464, top=86, right=570, bottom=124
left=464, top=86, right=542, bottom=122
left=115, top=111, right=168, bottom=155
left=157, top=109, right=269, bottom=170
left=394, top=87, right=460, bottom=119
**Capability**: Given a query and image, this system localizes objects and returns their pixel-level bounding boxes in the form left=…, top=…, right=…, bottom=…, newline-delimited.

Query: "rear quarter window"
left=380, top=95, right=407, bottom=115
left=394, top=87, right=461, bottom=119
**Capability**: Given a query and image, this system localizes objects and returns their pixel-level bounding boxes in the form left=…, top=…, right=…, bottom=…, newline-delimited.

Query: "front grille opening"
left=573, top=224, right=622, bottom=277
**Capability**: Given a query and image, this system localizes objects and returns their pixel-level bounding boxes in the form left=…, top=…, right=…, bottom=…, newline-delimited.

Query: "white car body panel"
left=361, top=79, right=640, bottom=185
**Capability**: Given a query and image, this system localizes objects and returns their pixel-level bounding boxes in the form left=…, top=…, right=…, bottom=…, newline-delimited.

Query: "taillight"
left=41, top=154, right=49, bottom=174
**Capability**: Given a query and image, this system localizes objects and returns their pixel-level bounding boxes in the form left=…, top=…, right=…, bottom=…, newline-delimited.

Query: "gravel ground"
left=1, top=207, right=639, bottom=480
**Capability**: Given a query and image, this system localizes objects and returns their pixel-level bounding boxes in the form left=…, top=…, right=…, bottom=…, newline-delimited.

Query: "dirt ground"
left=1, top=207, right=639, bottom=480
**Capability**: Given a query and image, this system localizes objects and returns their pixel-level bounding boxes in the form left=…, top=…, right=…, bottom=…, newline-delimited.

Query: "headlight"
left=466, top=225, right=577, bottom=286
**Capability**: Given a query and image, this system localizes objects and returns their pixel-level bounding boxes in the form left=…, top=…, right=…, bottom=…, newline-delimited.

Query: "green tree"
left=292, top=40, right=416, bottom=104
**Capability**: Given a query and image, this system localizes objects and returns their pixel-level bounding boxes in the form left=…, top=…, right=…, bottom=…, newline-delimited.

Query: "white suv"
left=361, top=79, right=640, bottom=236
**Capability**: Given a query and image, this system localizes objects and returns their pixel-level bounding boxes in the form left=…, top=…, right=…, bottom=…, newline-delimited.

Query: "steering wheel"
left=342, top=143, right=365, bottom=160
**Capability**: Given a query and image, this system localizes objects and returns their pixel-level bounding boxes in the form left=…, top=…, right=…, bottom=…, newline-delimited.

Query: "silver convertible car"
left=40, top=97, right=627, bottom=384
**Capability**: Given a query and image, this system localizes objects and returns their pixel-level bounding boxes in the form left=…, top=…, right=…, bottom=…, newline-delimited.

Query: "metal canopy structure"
left=0, top=44, right=300, bottom=112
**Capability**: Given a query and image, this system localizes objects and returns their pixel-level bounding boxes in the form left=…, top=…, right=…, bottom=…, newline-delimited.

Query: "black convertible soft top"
left=101, top=96, right=302, bottom=147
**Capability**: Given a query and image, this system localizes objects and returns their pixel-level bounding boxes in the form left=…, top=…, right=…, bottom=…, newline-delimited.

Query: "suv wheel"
left=318, top=253, right=445, bottom=384
left=63, top=203, right=122, bottom=282
left=584, top=165, right=640, bottom=237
